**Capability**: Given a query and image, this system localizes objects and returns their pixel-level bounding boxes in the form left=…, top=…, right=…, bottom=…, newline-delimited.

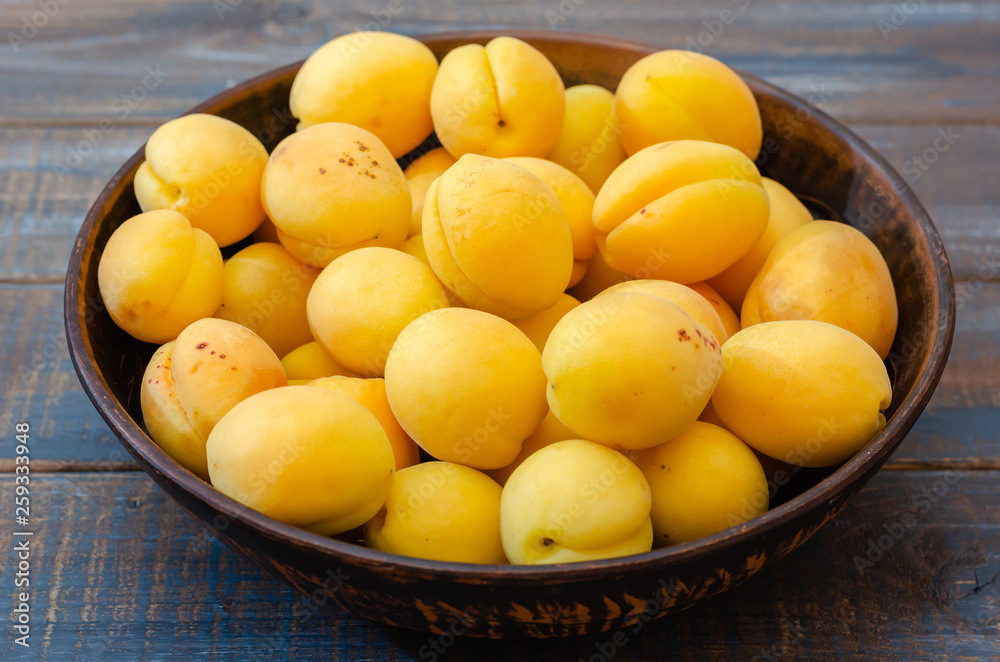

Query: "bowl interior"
left=66, top=31, right=955, bottom=580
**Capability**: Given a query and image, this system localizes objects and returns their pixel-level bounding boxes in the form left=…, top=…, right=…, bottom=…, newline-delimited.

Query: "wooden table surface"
left=1, top=0, right=998, bottom=659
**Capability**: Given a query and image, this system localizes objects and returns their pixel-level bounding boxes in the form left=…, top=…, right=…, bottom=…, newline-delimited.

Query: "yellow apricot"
left=547, top=84, right=627, bottom=193
left=567, top=249, right=633, bottom=302
left=543, top=292, right=722, bottom=450
left=742, top=220, right=898, bottom=358
left=308, top=376, right=420, bottom=471
left=486, top=410, right=576, bottom=486
left=403, top=147, right=456, bottom=180
left=708, top=177, right=814, bottom=309
left=511, top=293, right=581, bottom=353
left=307, top=247, right=449, bottom=376
left=261, top=123, right=410, bottom=267
left=207, top=386, right=394, bottom=536
left=593, top=140, right=769, bottom=282
left=740, top=271, right=764, bottom=327
left=280, top=341, right=358, bottom=381
left=599, top=279, right=728, bottom=344
left=687, top=282, right=742, bottom=340
left=430, top=36, right=565, bottom=158
left=400, top=234, right=430, bottom=266
left=290, top=32, right=437, bottom=158
left=214, top=242, right=320, bottom=358
left=365, top=462, right=507, bottom=564
left=631, top=422, right=768, bottom=546
left=98, top=210, right=223, bottom=344
left=712, top=320, right=892, bottom=467
left=501, top=440, right=652, bottom=564
left=140, top=318, right=287, bottom=478
left=134, top=114, right=268, bottom=247
left=405, top=171, right=437, bottom=237
left=504, top=157, right=598, bottom=280
left=384, top=308, right=548, bottom=470
left=615, top=50, right=762, bottom=159
left=422, top=154, right=574, bottom=320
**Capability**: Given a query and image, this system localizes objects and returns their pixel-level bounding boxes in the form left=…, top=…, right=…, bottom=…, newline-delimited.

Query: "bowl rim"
left=65, top=29, right=956, bottom=584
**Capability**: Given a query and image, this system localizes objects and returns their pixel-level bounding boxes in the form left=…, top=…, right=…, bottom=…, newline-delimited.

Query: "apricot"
left=567, top=249, right=633, bottom=302
left=592, top=140, right=769, bottom=283
left=214, top=242, right=320, bottom=358
left=403, top=147, right=456, bottom=180
left=405, top=172, right=437, bottom=238
left=289, top=32, right=437, bottom=158
left=504, top=156, right=597, bottom=285
left=422, top=154, right=573, bottom=320
left=740, top=271, right=764, bottom=327
left=708, top=177, right=814, bottom=309
left=307, top=247, right=449, bottom=376
left=400, top=234, right=429, bottom=266
left=365, top=462, right=506, bottom=564
left=501, top=440, right=652, bottom=564
left=547, top=84, right=627, bottom=193
left=712, top=320, right=892, bottom=467
left=98, top=210, right=223, bottom=344
left=615, top=50, right=762, bottom=159
left=134, top=114, right=268, bottom=247
left=206, top=386, right=394, bottom=536
left=486, top=410, right=576, bottom=486
left=687, top=281, right=742, bottom=340
left=741, top=220, right=898, bottom=358
left=543, top=292, right=722, bottom=450
left=430, top=36, right=565, bottom=158
left=631, top=422, right=768, bottom=546
left=280, top=341, right=358, bottom=382
left=512, top=293, right=580, bottom=353
left=308, top=376, right=419, bottom=471
left=384, top=308, right=548, bottom=470
left=140, top=318, right=286, bottom=479
left=599, top=279, right=728, bottom=344
left=261, top=123, right=410, bottom=267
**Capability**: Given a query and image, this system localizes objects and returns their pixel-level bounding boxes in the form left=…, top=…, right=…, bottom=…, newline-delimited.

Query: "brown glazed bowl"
left=65, top=31, right=955, bottom=638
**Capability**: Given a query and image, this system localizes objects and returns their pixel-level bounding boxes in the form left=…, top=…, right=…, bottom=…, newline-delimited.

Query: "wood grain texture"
left=0, top=284, right=132, bottom=469
left=1, top=124, right=997, bottom=281
left=0, top=0, right=999, bottom=123
left=0, top=471, right=996, bottom=660
left=0, top=0, right=994, bottom=654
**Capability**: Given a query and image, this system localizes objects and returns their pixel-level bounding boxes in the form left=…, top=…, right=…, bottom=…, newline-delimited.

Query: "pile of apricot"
left=98, top=33, right=896, bottom=564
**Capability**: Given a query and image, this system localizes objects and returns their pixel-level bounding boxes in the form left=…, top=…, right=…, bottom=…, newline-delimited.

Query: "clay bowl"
left=65, top=30, right=955, bottom=638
